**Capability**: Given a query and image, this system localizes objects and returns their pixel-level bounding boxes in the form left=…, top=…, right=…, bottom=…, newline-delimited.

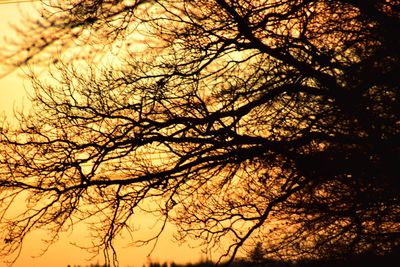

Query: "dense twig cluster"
left=0, top=0, right=399, bottom=266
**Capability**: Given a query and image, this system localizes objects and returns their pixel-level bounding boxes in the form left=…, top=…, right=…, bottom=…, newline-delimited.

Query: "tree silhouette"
left=247, top=242, right=266, bottom=265
left=0, top=0, right=399, bottom=266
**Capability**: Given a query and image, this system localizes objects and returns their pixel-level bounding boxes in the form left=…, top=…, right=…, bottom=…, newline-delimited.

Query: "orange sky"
left=0, top=3, right=29, bottom=118
left=0, top=3, right=204, bottom=267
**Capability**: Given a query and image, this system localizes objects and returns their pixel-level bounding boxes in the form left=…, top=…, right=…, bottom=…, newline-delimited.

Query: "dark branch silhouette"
left=0, top=0, right=399, bottom=266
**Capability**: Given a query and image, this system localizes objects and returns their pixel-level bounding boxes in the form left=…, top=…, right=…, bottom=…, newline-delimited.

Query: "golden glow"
left=0, top=4, right=204, bottom=267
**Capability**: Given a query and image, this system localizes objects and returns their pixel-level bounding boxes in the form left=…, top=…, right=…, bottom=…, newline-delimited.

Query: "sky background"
left=0, top=2, right=205, bottom=266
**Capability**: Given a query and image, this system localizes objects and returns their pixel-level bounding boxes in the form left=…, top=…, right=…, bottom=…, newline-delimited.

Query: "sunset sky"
left=1, top=1, right=397, bottom=266
left=0, top=2, right=204, bottom=267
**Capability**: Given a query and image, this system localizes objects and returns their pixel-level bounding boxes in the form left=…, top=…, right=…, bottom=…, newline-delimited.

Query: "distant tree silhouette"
left=149, top=262, right=161, bottom=267
left=247, top=242, right=266, bottom=265
left=145, top=248, right=400, bottom=267
left=0, top=0, right=399, bottom=266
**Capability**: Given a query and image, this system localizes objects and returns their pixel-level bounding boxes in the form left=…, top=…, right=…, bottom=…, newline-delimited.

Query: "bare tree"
left=0, top=0, right=399, bottom=266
